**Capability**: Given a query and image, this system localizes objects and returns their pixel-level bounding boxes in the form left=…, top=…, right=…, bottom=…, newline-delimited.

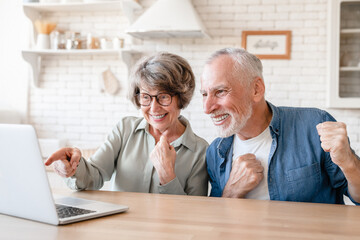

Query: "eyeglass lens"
left=138, top=93, right=172, bottom=106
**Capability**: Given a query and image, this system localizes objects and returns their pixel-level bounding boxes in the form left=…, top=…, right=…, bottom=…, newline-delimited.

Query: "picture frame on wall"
left=241, top=30, right=291, bottom=59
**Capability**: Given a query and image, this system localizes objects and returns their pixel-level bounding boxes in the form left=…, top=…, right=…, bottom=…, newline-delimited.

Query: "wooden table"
left=1, top=189, right=360, bottom=240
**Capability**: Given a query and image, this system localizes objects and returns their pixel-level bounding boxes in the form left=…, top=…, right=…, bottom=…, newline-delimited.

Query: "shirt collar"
left=267, top=101, right=280, bottom=136
left=217, top=136, right=234, bottom=159
left=135, top=115, right=197, bottom=152
left=136, top=118, right=147, bottom=132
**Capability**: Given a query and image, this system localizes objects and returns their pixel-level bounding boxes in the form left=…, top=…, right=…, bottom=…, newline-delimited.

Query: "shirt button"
left=269, top=178, right=273, bottom=182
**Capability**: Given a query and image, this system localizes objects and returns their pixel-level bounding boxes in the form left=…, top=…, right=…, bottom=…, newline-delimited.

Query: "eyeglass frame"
left=136, top=92, right=175, bottom=107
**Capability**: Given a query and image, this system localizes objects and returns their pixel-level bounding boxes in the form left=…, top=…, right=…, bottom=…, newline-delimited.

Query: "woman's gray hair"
left=206, top=48, right=263, bottom=88
left=128, top=52, right=195, bottom=109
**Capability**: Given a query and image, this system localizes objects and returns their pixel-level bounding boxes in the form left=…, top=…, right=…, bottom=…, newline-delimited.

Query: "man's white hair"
left=206, top=48, right=264, bottom=88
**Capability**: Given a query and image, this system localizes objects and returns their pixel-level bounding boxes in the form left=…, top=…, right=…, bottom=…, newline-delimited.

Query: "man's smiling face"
left=200, top=55, right=253, bottom=138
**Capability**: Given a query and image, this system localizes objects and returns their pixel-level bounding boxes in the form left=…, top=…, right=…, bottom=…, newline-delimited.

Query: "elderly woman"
left=45, top=52, right=209, bottom=196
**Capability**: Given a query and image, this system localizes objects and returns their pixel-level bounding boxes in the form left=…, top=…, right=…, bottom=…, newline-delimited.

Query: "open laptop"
left=0, top=124, right=128, bottom=225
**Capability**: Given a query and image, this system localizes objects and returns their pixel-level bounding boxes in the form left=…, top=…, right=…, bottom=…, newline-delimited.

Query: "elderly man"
left=200, top=47, right=360, bottom=204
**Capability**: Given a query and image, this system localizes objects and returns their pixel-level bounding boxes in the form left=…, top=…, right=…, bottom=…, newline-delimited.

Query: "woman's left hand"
left=150, top=135, right=176, bottom=185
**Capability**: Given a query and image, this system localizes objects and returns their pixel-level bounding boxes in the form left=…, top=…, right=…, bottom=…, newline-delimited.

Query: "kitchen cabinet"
left=328, top=0, right=360, bottom=108
left=22, top=0, right=142, bottom=87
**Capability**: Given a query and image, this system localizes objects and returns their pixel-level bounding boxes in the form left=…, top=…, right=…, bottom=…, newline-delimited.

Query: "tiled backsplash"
left=29, top=0, right=360, bottom=154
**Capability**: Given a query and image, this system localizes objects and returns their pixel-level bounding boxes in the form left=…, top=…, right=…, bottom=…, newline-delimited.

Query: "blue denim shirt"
left=206, top=102, right=360, bottom=205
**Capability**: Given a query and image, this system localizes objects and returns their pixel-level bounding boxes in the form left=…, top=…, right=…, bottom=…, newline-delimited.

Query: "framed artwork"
left=241, top=30, right=291, bottom=59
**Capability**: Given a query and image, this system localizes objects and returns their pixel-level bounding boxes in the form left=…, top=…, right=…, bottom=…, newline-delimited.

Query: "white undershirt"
left=232, top=127, right=272, bottom=200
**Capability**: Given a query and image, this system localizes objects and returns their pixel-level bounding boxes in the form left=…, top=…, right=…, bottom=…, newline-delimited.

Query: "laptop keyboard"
left=55, top=204, right=96, bottom=219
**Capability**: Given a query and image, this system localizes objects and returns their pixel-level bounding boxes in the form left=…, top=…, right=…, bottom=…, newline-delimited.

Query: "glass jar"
left=58, top=31, right=66, bottom=49
left=50, top=30, right=65, bottom=50
left=65, top=31, right=81, bottom=50
left=86, top=33, right=100, bottom=49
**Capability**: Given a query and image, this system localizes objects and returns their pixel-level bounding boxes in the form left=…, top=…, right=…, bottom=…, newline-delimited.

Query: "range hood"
left=125, top=0, right=210, bottom=39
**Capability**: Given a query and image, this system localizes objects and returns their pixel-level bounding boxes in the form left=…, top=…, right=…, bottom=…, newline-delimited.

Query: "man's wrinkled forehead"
left=200, top=84, right=228, bottom=95
left=201, top=57, right=236, bottom=84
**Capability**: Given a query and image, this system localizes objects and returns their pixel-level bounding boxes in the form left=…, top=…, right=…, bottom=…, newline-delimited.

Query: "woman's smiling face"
left=140, top=87, right=181, bottom=133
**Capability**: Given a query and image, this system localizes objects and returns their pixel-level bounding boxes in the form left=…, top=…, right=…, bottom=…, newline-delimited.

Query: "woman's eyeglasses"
left=137, top=93, right=173, bottom=106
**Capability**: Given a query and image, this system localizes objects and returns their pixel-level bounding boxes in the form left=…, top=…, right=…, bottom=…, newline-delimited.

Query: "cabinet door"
left=328, top=0, right=360, bottom=108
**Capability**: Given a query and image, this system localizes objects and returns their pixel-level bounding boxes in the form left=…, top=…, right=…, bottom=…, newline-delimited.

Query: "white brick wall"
left=29, top=0, right=360, bottom=155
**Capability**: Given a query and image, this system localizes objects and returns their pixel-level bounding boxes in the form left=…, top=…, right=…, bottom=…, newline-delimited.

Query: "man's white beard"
left=215, top=104, right=253, bottom=138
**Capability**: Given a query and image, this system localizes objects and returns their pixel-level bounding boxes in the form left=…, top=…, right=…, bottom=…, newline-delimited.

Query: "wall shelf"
left=22, top=49, right=137, bottom=55
left=22, top=0, right=142, bottom=88
left=340, top=66, right=360, bottom=71
left=22, top=49, right=141, bottom=87
left=340, top=28, right=360, bottom=34
left=23, top=0, right=142, bottom=23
